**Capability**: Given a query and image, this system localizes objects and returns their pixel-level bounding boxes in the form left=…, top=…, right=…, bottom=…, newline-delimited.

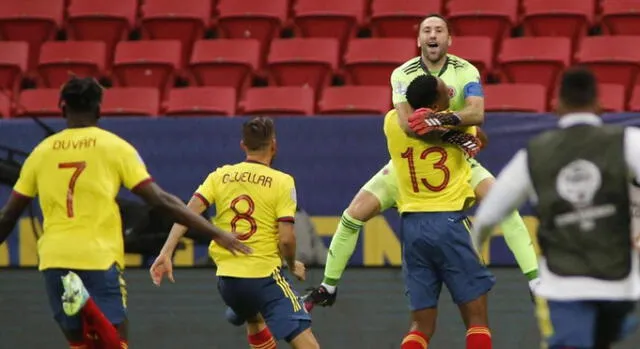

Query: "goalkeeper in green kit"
left=303, top=14, right=540, bottom=308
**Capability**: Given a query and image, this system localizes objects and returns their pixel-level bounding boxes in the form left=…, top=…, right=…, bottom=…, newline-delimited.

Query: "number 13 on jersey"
left=401, top=146, right=450, bottom=193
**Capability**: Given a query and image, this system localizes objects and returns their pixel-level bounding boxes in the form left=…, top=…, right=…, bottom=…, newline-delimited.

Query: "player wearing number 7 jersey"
left=0, top=77, right=250, bottom=349
left=150, top=117, right=319, bottom=349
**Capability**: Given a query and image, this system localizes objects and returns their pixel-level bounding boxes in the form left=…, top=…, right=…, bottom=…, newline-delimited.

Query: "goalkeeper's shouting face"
left=405, top=75, right=451, bottom=112
left=417, top=14, right=451, bottom=64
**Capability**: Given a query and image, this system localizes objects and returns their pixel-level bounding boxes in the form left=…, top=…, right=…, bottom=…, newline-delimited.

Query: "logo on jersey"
left=447, top=86, right=456, bottom=98
left=393, top=81, right=407, bottom=96
left=555, top=159, right=616, bottom=231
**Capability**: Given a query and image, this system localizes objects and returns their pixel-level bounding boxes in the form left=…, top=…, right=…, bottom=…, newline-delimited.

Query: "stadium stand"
left=242, top=86, right=315, bottom=115
left=0, top=92, right=10, bottom=118
left=101, top=87, right=161, bottom=117
left=0, top=41, right=28, bottom=97
left=14, top=88, right=61, bottom=117
left=0, top=0, right=65, bottom=72
left=629, top=85, right=640, bottom=112
left=37, top=41, right=107, bottom=88
left=163, top=87, right=237, bottom=116
left=66, top=0, right=138, bottom=65
left=344, top=38, right=416, bottom=86
left=189, top=39, right=260, bottom=100
left=267, top=38, right=339, bottom=98
left=448, top=36, right=494, bottom=82
left=601, top=0, right=640, bottom=35
left=0, top=0, right=640, bottom=116
left=318, top=86, right=390, bottom=115
left=498, top=37, right=572, bottom=92
left=597, top=83, right=626, bottom=113
left=370, top=0, right=443, bottom=38
left=484, top=84, right=547, bottom=113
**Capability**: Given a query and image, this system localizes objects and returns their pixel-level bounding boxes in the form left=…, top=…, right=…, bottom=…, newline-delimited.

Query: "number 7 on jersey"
left=58, top=161, right=87, bottom=218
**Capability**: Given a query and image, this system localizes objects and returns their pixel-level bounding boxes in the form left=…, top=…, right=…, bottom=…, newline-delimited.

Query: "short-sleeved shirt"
left=13, top=127, right=152, bottom=271
left=390, top=54, right=483, bottom=111
left=195, top=161, right=297, bottom=278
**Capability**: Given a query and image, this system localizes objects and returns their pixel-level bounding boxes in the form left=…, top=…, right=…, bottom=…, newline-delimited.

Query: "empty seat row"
left=3, top=83, right=639, bottom=119
left=2, top=0, right=640, bottom=71
left=4, top=36, right=640, bottom=102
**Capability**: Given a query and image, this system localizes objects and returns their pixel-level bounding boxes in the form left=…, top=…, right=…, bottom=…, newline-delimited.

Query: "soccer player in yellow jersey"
left=150, top=117, right=320, bottom=349
left=390, top=75, right=495, bottom=349
left=0, top=77, right=249, bottom=349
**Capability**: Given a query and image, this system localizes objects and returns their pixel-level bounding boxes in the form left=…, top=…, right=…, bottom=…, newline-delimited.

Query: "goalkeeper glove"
left=442, top=131, right=482, bottom=158
left=408, top=108, right=462, bottom=136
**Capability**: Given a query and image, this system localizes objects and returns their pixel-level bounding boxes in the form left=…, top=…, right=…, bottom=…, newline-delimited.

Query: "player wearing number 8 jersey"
left=150, top=117, right=320, bottom=349
left=0, top=77, right=249, bottom=349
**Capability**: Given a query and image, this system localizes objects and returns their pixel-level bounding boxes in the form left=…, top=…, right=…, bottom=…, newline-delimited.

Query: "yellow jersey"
left=195, top=161, right=297, bottom=278
left=12, top=127, right=152, bottom=271
left=383, top=109, right=475, bottom=213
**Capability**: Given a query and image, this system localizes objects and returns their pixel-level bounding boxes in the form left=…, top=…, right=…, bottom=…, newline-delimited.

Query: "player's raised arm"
left=276, top=176, right=305, bottom=280
left=452, top=63, right=485, bottom=125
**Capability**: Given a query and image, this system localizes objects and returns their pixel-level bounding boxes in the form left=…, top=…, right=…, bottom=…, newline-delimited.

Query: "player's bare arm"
left=0, top=193, right=31, bottom=244
left=279, top=221, right=305, bottom=280
left=133, top=181, right=251, bottom=255
left=150, top=195, right=208, bottom=285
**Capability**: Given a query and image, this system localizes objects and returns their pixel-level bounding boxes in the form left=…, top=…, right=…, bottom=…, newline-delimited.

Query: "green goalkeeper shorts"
left=361, top=158, right=495, bottom=211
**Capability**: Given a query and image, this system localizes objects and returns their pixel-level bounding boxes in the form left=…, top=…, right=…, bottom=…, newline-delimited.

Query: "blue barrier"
left=1, top=113, right=638, bottom=267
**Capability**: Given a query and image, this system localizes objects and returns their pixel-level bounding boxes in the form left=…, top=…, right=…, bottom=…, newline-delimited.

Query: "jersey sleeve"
left=118, top=141, right=152, bottom=191
left=276, top=175, right=297, bottom=223
left=13, top=152, right=39, bottom=198
left=459, top=64, right=484, bottom=99
left=194, top=171, right=217, bottom=207
left=391, top=67, right=411, bottom=106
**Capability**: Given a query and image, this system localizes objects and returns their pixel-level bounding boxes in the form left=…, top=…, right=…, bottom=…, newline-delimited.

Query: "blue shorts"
left=401, top=211, right=495, bottom=310
left=42, top=264, right=127, bottom=331
left=217, top=268, right=311, bottom=342
left=537, top=299, right=637, bottom=348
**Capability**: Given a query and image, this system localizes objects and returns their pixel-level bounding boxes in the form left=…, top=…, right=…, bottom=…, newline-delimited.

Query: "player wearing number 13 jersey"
left=151, top=117, right=319, bottom=349
left=0, top=77, right=249, bottom=349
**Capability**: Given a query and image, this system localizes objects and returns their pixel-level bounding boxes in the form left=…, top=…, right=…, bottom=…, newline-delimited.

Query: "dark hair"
left=421, top=13, right=451, bottom=33
left=59, top=77, right=103, bottom=113
left=406, top=75, right=440, bottom=110
left=559, top=66, right=598, bottom=109
left=242, top=117, right=275, bottom=151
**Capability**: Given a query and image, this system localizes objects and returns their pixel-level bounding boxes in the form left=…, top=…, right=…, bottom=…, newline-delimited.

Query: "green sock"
left=499, top=210, right=539, bottom=279
left=322, top=211, right=364, bottom=286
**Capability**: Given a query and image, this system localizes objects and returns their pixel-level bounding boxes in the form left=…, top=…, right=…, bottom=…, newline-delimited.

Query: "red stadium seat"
left=499, top=37, right=571, bottom=92
left=217, top=0, right=288, bottom=69
left=189, top=39, right=260, bottom=100
left=141, top=0, right=211, bottom=67
left=447, top=0, right=518, bottom=55
left=448, top=37, right=494, bottom=82
left=628, top=85, right=640, bottom=112
left=38, top=41, right=107, bottom=88
left=101, top=87, right=160, bottom=117
left=242, top=87, right=315, bottom=116
left=576, top=36, right=640, bottom=99
left=598, top=84, right=626, bottom=112
left=370, top=0, right=442, bottom=38
left=522, top=0, right=595, bottom=48
left=67, top=0, right=138, bottom=65
left=344, top=38, right=416, bottom=86
left=0, top=92, right=11, bottom=118
left=601, top=0, right=640, bottom=35
left=294, top=0, right=366, bottom=56
left=15, top=89, right=61, bottom=117
left=0, top=41, right=29, bottom=96
left=318, top=86, right=390, bottom=115
left=484, top=84, right=547, bottom=113
left=163, top=87, right=237, bottom=116
left=0, top=0, right=65, bottom=71
left=267, top=38, right=339, bottom=97
left=112, top=40, right=181, bottom=95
